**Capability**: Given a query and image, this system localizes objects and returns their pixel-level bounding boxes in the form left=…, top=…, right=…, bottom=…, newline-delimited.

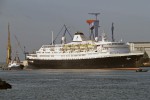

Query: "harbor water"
left=0, top=68, right=150, bottom=100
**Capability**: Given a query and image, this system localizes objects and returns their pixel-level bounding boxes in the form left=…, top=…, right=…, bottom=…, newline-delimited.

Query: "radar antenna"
left=88, top=13, right=100, bottom=20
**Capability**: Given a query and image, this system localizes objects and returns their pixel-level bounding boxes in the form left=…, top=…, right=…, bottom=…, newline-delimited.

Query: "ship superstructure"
left=26, top=14, right=143, bottom=69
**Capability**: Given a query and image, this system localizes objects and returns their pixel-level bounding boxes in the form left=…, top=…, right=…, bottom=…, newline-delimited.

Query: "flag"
left=90, top=21, right=95, bottom=30
left=86, top=20, right=95, bottom=30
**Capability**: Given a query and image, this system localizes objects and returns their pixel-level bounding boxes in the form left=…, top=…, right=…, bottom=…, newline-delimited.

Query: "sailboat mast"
left=6, top=23, right=11, bottom=65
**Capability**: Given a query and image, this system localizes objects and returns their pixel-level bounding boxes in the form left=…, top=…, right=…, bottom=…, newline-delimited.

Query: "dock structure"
left=128, top=42, right=150, bottom=66
left=22, top=60, right=28, bottom=67
left=0, top=63, right=6, bottom=69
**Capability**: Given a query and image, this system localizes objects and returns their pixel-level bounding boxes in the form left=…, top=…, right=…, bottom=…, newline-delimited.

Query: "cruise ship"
left=26, top=14, right=143, bottom=69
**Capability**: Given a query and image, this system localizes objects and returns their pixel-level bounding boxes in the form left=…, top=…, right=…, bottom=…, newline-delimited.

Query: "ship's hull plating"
left=27, top=55, right=143, bottom=69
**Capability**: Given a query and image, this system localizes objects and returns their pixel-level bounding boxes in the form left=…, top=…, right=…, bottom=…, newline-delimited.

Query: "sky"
left=0, top=0, right=150, bottom=62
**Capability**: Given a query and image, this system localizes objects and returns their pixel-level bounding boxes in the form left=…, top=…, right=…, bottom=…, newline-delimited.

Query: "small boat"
left=8, top=64, right=24, bottom=70
left=136, top=68, right=148, bottom=72
left=6, top=23, right=24, bottom=70
left=8, top=56, right=24, bottom=70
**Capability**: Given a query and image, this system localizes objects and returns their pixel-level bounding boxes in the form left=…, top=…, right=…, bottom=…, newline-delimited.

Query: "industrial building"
left=128, top=42, right=150, bottom=66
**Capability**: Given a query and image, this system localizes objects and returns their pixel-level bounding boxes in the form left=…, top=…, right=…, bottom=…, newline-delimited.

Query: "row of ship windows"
left=41, top=44, right=126, bottom=51
left=41, top=48, right=96, bottom=52
left=40, top=47, right=127, bottom=52
left=37, top=52, right=61, bottom=53
left=107, top=43, right=125, bottom=45
left=37, top=51, right=90, bottom=53
left=39, top=54, right=86, bottom=57
left=37, top=47, right=127, bottom=54
left=42, top=45, right=62, bottom=48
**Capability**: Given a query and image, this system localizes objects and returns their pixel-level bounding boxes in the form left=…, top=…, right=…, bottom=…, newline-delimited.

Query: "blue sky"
left=0, top=0, right=150, bottom=62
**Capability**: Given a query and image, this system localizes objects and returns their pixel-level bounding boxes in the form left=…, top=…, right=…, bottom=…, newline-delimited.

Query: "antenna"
left=111, top=22, right=115, bottom=42
left=88, top=13, right=100, bottom=20
left=88, top=13, right=100, bottom=41
left=51, top=31, right=54, bottom=45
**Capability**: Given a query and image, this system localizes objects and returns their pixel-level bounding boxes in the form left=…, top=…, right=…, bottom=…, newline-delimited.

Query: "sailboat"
left=6, top=23, right=24, bottom=70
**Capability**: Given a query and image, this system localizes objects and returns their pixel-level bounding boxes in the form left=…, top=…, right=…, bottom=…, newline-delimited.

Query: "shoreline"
left=22, top=67, right=143, bottom=73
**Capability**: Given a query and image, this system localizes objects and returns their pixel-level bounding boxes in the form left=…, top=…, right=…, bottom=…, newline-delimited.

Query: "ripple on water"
left=0, top=69, right=150, bottom=100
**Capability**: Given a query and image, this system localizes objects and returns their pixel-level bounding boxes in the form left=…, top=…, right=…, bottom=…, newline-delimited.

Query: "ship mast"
left=111, top=22, right=115, bottom=42
left=88, top=13, right=100, bottom=41
left=6, top=23, right=11, bottom=65
left=51, top=31, right=54, bottom=45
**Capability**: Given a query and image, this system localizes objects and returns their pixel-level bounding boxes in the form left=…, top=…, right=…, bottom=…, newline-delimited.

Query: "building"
left=128, top=42, right=150, bottom=66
